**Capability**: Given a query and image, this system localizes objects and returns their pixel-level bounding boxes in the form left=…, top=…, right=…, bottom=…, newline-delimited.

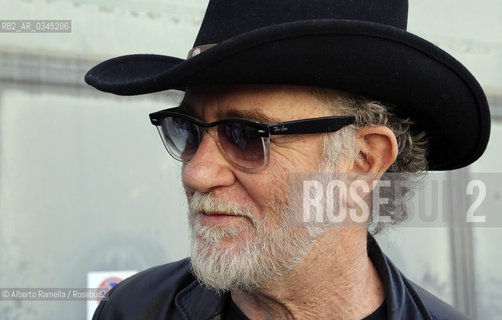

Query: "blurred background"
left=0, top=0, right=501, bottom=319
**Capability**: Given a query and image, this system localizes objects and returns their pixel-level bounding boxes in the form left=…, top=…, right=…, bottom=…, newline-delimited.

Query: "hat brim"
left=85, top=20, right=490, bottom=171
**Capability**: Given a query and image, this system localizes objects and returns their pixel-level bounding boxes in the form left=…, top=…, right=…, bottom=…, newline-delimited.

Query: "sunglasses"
left=149, top=107, right=355, bottom=171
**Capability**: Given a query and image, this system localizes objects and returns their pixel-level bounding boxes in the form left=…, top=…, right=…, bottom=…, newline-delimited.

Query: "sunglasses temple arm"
left=268, top=117, right=355, bottom=135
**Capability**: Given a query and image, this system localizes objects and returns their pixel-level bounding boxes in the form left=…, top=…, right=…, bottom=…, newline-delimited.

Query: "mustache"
left=188, top=192, right=254, bottom=220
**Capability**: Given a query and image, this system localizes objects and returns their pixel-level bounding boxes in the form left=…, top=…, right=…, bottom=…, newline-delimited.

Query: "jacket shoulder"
left=411, top=283, right=471, bottom=320
left=92, top=258, right=195, bottom=320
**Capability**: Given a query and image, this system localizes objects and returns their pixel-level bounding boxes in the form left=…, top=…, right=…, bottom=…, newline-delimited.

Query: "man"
left=85, top=0, right=490, bottom=319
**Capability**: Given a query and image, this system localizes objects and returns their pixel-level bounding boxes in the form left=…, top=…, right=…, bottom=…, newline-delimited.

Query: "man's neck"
left=230, top=229, right=385, bottom=320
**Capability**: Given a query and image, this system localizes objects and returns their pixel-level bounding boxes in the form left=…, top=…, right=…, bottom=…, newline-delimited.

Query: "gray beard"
left=188, top=189, right=330, bottom=293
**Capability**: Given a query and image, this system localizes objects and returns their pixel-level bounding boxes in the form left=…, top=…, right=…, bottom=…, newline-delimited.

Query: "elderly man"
left=85, top=0, right=490, bottom=319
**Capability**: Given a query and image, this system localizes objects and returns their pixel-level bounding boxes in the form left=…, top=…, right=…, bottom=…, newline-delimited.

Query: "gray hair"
left=315, top=88, right=429, bottom=234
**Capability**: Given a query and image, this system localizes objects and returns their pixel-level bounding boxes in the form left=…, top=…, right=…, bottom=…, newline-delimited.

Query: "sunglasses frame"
left=149, top=107, right=356, bottom=171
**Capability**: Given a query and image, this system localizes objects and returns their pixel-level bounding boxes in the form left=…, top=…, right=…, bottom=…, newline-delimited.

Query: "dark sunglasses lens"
left=160, top=117, right=199, bottom=161
left=218, top=123, right=265, bottom=169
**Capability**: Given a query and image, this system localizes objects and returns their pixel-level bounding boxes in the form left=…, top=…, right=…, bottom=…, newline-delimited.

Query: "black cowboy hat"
left=85, top=0, right=490, bottom=171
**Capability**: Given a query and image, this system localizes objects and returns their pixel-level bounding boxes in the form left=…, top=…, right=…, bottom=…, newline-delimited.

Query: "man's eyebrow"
left=176, top=103, right=282, bottom=123
left=224, top=109, right=282, bottom=124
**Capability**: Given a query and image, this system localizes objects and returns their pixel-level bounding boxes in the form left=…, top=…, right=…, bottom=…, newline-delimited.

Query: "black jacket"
left=92, top=236, right=470, bottom=320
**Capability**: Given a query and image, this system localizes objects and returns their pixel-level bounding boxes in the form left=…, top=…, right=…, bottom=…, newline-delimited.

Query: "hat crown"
left=194, top=0, right=409, bottom=46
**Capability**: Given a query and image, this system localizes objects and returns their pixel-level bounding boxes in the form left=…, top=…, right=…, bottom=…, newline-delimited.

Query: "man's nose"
left=182, top=132, right=236, bottom=194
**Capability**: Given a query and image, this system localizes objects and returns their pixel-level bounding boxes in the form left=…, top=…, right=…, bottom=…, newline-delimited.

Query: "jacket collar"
left=366, top=234, right=432, bottom=320
left=175, top=278, right=227, bottom=320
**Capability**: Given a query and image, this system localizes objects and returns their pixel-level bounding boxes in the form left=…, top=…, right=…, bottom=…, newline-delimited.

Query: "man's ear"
left=334, top=125, right=398, bottom=217
left=349, top=126, right=398, bottom=180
